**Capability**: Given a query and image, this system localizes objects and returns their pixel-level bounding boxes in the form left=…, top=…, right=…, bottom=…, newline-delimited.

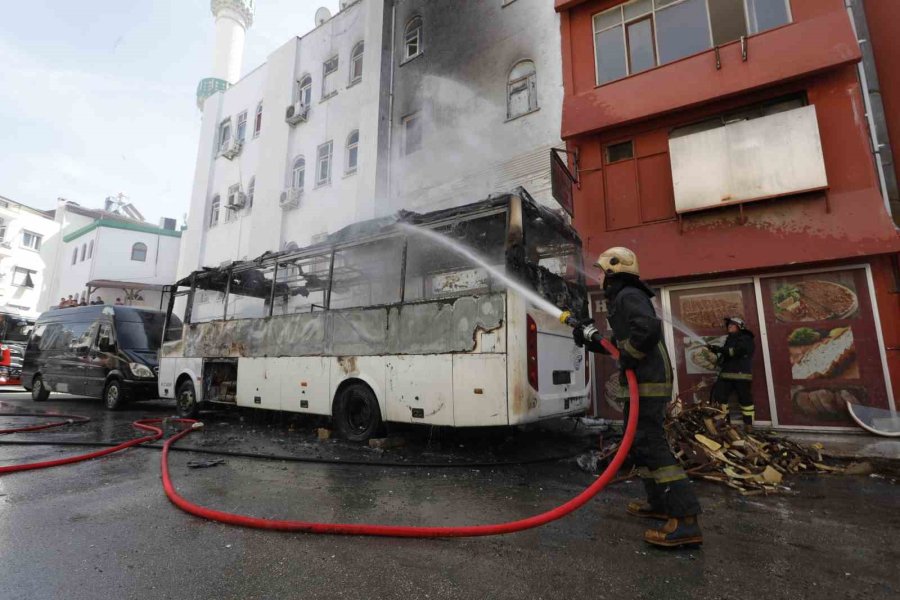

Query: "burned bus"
left=158, top=191, right=589, bottom=440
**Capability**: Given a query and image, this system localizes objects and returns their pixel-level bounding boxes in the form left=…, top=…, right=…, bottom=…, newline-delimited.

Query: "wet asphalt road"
left=1, top=391, right=898, bottom=600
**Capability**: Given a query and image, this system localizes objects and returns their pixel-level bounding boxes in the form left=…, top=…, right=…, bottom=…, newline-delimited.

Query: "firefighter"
left=573, top=247, right=702, bottom=548
left=708, top=317, right=756, bottom=430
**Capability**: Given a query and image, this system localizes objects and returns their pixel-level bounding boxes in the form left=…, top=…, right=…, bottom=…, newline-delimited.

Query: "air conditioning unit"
left=220, top=138, right=243, bottom=160
left=226, top=192, right=247, bottom=210
left=285, top=102, right=310, bottom=126
left=279, top=188, right=302, bottom=210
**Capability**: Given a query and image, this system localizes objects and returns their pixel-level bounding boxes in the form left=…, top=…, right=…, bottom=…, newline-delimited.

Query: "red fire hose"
left=1, top=340, right=640, bottom=538
left=158, top=339, right=639, bottom=538
left=0, top=411, right=90, bottom=435
left=0, top=418, right=191, bottom=475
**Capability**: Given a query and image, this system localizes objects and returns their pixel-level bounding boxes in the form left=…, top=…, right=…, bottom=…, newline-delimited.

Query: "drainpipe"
left=846, top=0, right=897, bottom=223
left=386, top=1, right=397, bottom=208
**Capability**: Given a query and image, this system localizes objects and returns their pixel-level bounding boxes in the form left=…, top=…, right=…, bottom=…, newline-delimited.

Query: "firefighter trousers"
left=712, top=378, right=754, bottom=423
left=623, top=397, right=701, bottom=518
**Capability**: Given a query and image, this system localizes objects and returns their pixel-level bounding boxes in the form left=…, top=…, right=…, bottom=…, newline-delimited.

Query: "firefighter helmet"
left=595, top=247, right=640, bottom=277
left=725, top=316, right=746, bottom=329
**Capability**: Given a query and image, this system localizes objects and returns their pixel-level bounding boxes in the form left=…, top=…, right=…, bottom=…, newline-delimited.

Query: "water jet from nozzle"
left=398, top=223, right=564, bottom=321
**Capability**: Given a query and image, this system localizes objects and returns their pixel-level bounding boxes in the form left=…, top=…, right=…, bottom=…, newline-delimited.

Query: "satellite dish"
left=314, top=7, right=332, bottom=26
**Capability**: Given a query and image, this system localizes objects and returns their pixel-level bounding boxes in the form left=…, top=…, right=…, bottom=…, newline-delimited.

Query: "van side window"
left=97, top=323, right=114, bottom=352
left=38, top=323, right=64, bottom=351
left=73, top=323, right=97, bottom=354
left=28, top=324, right=46, bottom=351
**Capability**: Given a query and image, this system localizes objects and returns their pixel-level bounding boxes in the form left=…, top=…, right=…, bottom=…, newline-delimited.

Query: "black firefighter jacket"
left=587, top=277, right=673, bottom=399
left=718, top=330, right=755, bottom=381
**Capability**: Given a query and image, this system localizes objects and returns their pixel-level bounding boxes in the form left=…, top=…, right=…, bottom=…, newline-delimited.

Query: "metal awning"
left=85, top=279, right=167, bottom=306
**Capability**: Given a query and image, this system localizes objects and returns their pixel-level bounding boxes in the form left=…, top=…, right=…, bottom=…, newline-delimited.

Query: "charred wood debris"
left=581, top=397, right=858, bottom=496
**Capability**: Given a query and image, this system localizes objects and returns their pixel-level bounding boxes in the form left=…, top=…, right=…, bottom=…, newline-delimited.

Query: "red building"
left=555, top=0, right=900, bottom=431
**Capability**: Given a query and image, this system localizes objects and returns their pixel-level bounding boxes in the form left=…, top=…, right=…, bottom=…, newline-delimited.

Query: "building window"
left=247, top=177, right=255, bottom=209
left=291, top=157, right=306, bottom=191
left=209, top=195, right=221, bottom=228
left=131, top=242, right=147, bottom=262
left=403, top=17, right=423, bottom=61
left=350, top=42, right=364, bottom=84
left=80, top=243, right=86, bottom=262
left=316, top=142, right=333, bottom=186
left=88, top=240, right=93, bottom=259
left=402, top=113, right=422, bottom=155
left=297, top=74, right=312, bottom=106
left=606, top=140, right=634, bottom=163
left=218, top=118, right=232, bottom=151
left=322, top=56, right=339, bottom=99
left=0, top=218, right=6, bottom=243
left=346, top=130, right=359, bottom=174
left=592, top=0, right=791, bottom=85
left=12, top=267, right=35, bottom=288
left=21, top=230, right=42, bottom=251
left=71, top=248, right=78, bottom=265
left=254, top=102, right=263, bottom=137
left=225, top=184, right=240, bottom=221
left=236, top=110, right=248, bottom=141
left=507, top=60, right=538, bottom=119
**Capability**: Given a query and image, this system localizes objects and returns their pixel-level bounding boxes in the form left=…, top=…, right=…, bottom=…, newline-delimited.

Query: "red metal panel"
left=637, top=154, right=676, bottom=223
left=561, top=3, right=861, bottom=138
left=604, top=160, right=640, bottom=230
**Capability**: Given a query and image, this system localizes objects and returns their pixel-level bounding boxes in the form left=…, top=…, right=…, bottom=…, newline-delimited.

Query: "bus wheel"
left=334, top=383, right=382, bottom=442
left=104, top=379, right=125, bottom=411
left=176, top=379, right=200, bottom=418
left=32, top=376, right=50, bottom=402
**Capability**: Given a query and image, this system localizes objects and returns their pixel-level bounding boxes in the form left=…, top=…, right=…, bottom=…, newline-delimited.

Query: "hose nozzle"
left=559, top=310, right=579, bottom=328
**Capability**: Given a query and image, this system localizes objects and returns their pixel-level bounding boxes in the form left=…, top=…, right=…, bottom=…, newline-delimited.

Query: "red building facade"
left=555, top=0, right=900, bottom=430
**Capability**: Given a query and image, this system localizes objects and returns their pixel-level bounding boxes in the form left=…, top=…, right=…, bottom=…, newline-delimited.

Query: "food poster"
left=761, top=268, right=890, bottom=427
left=667, top=283, right=771, bottom=420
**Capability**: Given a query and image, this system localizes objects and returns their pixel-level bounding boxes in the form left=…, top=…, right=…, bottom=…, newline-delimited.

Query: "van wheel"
left=334, top=383, right=382, bottom=442
left=176, top=379, right=200, bottom=418
left=104, top=379, right=125, bottom=411
left=32, top=376, right=50, bottom=402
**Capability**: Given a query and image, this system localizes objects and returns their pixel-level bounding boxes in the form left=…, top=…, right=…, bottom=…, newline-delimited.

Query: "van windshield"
left=115, top=313, right=174, bottom=350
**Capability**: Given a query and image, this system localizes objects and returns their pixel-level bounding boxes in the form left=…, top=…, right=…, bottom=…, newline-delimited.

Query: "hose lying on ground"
left=0, top=339, right=639, bottom=538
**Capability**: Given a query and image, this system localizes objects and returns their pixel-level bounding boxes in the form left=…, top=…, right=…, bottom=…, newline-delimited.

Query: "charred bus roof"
left=175, top=188, right=579, bottom=289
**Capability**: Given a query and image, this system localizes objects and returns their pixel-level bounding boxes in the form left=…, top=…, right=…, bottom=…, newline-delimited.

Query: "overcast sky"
left=0, top=0, right=341, bottom=225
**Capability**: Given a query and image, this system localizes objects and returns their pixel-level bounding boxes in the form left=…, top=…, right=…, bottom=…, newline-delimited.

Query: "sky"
left=0, top=0, right=341, bottom=226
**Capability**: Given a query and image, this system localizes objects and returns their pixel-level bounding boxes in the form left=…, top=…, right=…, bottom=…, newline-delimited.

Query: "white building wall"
left=386, top=0, right=564, bottom=215
left=54, top=225, right=181, bottom=310
left=180, top=0, right=387, bottom=277
left=0, top=200, right=60, bottom=317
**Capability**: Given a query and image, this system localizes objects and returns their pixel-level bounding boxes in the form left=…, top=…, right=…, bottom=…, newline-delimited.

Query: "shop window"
left=592, top=0, right=791, bottom=85
left=603, top=133, right=675, bottom=230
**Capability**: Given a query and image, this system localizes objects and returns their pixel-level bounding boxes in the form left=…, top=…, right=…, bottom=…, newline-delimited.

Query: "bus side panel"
left=158, top=357, right=201, bottom=400
left=236, top=358, right=281, bottom=410
left=452, top=354, right=508, bottom=426
left=506, top=292, right=539, bottom=425
left=328, top=356, right=386, bottom=419
left=280, top=357, right=330, bottom=415
left=385, top=355, right=454, bottom=426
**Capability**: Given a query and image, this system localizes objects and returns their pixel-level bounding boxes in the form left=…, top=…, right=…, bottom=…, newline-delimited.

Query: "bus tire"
left=334, top=383, right=382, bottom=442
left=32, top=375, right=50, bottom=402
left=104, top=379, right=126, bottom=411
left=176, top=379, right=200, bottom=418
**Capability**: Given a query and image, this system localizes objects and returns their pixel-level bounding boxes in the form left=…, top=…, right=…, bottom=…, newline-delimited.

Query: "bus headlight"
left=129, top=362, right=155, bottom=378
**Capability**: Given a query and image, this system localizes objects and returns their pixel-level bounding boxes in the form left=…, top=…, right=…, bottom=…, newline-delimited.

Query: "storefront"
left=589, top=263, right=895, bottom=432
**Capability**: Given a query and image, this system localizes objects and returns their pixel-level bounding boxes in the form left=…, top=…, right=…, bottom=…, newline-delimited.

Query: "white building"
left=0, top=195, right=60, bottom=318
left=180, top=0, right=564, bottom=277
left=38, top=200, right=181, bottom=311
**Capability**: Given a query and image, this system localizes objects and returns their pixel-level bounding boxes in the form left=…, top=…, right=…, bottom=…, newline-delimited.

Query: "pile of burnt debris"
left=664, top=403, right=847, bottom=495
left=579, top=400, right=864, bottom=495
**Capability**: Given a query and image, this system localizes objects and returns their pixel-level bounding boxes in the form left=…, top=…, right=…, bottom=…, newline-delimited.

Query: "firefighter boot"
left=626, top=500, right=667, bottom=520
left=644, top=516, right=703, bottom=548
